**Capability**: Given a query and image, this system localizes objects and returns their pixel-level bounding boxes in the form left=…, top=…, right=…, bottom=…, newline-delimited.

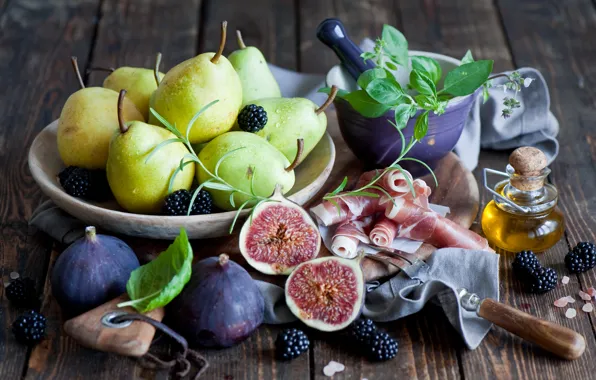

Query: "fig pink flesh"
left=244, top=205, right=319, bottom=268
left=287, top=259, right=359, bottom=326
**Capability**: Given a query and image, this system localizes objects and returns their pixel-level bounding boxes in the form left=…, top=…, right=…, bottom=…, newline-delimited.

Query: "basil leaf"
left=409, top=70, right=436, bottom=96
left=415, top=94, right=435, bottom=109
left=441, top=60, right=494, bottom=96
left=119, top=229, right=193, bottom=313
left=366, top=78, right=404, bottom=105
left=318, top=86, right=349, bottom=99
left=357, top=68, right=387, bottom=90
left=410, top=56, right=442, bottom=85
left=393, top=103, right=416, bottom=130
left=414, top=110, right=429, bottom=141
left=461, top=50, right=474, bottom=64
left=482, top=84, right=490, bottom=103
left=381, top=24, right=409, bottom=67
left=361, top=52, right=376, bottom=62
left=344, top=90, right=391, bottom=117
left=385, top=61, right=398, bottom=71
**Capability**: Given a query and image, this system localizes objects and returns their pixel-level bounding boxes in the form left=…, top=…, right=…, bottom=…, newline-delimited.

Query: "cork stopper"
left=508, top=147, right=548, bottom=191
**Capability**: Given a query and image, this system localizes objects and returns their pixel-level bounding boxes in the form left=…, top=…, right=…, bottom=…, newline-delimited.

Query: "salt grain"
left=566, top=296, right=576, bottom=303
left=579, top=290, right=592, bottom=301
left=323, top=361, right=345, bottom=377
left=583, top=304, right=594, bottom=313
left=554, top=297, right=569, bottom=308
left=562, top=276, right=570, bottom=284
left=565, top=308, right=577, bottom=319
left=9, top=272, right=19, bottom=280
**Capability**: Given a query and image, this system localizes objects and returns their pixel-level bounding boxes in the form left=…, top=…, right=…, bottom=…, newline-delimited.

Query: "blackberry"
left=512, top=250, right=540, bottom=277
left=163, top=189, right=213, bottom=216
left=237, top=104, right=268, bottom=133
left=363, top=331, right=398, bottom=361
left=275, top=328, right=309, bottom=360
left=347, top=318, right=377, bottom=343
left=12, top=310, right=46, bottom=345
left=565, top=242, right=596, bottom=273
left=527, top=267, right=557, bottom=294
left=5, top=278, right=37, bottom=307
left=58, top=166, right=111, bottom=201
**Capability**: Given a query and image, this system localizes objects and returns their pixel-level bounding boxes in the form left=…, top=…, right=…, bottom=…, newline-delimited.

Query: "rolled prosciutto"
left=369, top=216, right=398, bottom=247
left=331, top=216, right=376, bottom=258
left=385, top=197, right=490, bottom=251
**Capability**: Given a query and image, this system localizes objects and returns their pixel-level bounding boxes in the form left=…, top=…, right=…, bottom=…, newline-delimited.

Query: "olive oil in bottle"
left=481, top=147, right=564, bottom=252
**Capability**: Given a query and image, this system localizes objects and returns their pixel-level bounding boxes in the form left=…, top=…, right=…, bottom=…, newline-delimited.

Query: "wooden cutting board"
left=126, top=113, right=479, bottom=283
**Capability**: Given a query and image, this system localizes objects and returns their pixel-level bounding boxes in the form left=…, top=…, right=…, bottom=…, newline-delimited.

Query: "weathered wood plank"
left=0, top=0, right=100, bottom=378
left=461, top=0, right=596, bottom=378
left=24, top=0, right=201, bottom=379
left=201, top=0, right=297, bottom=70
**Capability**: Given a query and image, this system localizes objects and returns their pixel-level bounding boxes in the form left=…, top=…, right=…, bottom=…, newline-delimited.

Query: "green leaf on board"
left=441, top=60, right=494, bottom=96
left=414, top=110, right=429, bottom=141
left=344, top=90, right=391, bottom=118
left=330, top=176, right=349, bottom=195
left=410, top=56, right=442, bottom=84
left=118, top=229, right=193, bottom=313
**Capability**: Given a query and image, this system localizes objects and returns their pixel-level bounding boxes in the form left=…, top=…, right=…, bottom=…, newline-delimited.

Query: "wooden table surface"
left=1, top=0, right=596, bottom=379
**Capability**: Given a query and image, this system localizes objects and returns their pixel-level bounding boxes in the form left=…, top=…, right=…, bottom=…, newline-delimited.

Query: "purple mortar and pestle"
left=317, top=19, right=477, bottom=174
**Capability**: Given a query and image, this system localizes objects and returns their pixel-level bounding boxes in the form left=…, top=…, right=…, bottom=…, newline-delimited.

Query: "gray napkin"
left=269, top=43, right=559, bottom=171
left=31, top=209, right=498, bottom=350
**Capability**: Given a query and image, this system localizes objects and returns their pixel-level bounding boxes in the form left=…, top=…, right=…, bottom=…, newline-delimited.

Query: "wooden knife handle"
left=478, top=298, right=586, bottom=360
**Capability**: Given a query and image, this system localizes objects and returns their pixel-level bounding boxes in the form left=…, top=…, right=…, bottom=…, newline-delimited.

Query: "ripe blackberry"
left=12, top=310, right=46, bottom=345
left=527, top=267, right=557, bottom=294
left=237, top=104, right=268, bottom=133
left=275, top=328, right=310, bottom=360
left=363, top=331, right=398, bottom=361
left=163, top=189, right=213, bottom=216
left=348, top=318, right=377, bottom=343
left=5, top=278, right=37, bottom=307
left=565, top=242, right=596, bottom=273
left=58, top=167, right=111, bottom=201
left=512, top=250, right=540, bottom=277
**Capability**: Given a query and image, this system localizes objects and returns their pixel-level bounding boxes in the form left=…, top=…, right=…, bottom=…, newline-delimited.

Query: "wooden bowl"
left=28, top=120, right=336, bottom=239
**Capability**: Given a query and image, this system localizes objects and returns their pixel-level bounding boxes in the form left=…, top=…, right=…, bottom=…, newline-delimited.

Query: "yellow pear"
left=151, top=21, right=242, bottom=143
left=102, top=56, right=164, bottom=120
left=57, top=57, right=144, bottom=169
left=107, top=90, right=195, bottom=214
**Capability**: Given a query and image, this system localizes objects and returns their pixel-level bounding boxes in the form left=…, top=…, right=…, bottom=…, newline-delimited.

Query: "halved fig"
left=239, top=184, right=321, bottom=275
left=285, top=256, right=365, bottom=331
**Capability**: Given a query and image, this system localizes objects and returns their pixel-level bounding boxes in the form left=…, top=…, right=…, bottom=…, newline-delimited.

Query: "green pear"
left=151, top=21, right=242, bottom=143
left=103, top=61, right=164, bottom=120
left=243, top=87, right=337, bottom=165
left=197, top=132, right=298, bottom=211
left=107, top=90, right=195, bottom=214
left=228, top=30, right=281, bottom=104
left=57, top=57, right=144, bottom=170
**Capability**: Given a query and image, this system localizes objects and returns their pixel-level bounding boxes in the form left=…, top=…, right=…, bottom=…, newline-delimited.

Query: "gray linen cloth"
left=30, top=207, right=499, bottom=350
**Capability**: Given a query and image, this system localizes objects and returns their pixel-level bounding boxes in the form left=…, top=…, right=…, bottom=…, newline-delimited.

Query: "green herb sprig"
left=148, top=104, right=273, bottom=233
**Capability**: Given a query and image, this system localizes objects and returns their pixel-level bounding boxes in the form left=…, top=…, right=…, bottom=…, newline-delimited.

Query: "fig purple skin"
left=167, top=254, right=265, bottom=348
left=51, top=226, right=140, bottom=317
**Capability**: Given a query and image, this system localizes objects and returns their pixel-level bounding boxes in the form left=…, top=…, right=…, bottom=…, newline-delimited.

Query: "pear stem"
left=86, top=66, right=115, bottom=73
left=236, top=30, right=247, bottom=49
left=285, top=139, right=304, bottom=172
left=118, top=89, right=129, bottom=133
left=211, top=21, right=227, bottom=64
left=315, top=85, right=339, bottom=115
left=70, top=56, right=85, bottom=89
left=154, top=52, right=162, bottom=86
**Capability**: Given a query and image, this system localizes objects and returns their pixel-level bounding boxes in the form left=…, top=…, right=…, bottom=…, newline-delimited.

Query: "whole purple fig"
left=51, top=226, right=140, bottom=316
left=167, top=253, right=264, bottom=348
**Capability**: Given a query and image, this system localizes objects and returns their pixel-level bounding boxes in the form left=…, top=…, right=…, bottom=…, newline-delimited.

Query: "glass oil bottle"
left=481, top=147, right=564, bottom=253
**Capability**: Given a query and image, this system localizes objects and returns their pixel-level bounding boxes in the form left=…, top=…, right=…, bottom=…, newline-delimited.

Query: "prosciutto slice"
left=311, top=168, right=432, bottom=226
left=369, top=216, right=398, bottom=247
left=385, top=197, right=490, bottom=250
left=331, top=216, right=376, bottom=258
